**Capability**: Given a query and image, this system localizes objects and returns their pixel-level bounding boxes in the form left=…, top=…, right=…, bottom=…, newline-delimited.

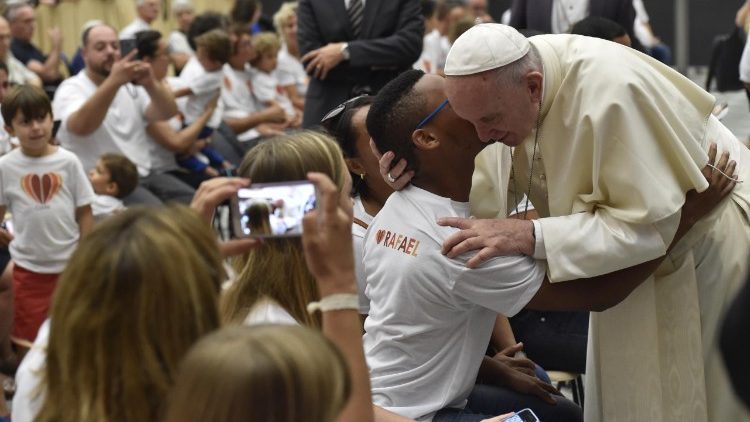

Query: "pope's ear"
left=412, top=128, right=440, bottom=151
left=525, top=71, right=544, bottom=103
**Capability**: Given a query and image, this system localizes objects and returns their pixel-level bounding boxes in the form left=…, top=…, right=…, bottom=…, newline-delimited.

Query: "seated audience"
left=0, top=85, right=94, bottom=356
left=221, top=25, right=286, bottom=144
left=52, top=23, right=178, bottom=205
left=5, top=2, right=64, bottom=91
left=173, top=29, right=234, bottom=177
left=168, top=0, right=196, bottom=74
left=88, top=153, right=138, bottom=221
left=250, top=32, right=300, bottom=128
left=632, top=0, right=672, bottom=64
left=12, top=204, right=227, bottom=421
left=363, top=69, right=735, bottom=421
left=68, top=20, right=103, bottom=76
left=273, top=2, right=308, bottom=111
left=0, top=16, right=40, bottom=87
left=119, top=0, right=160, bottom=39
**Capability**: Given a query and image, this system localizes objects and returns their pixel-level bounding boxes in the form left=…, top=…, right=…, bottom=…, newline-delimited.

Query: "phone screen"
left=501, top=409, right=539, bottom=422
left=230, top=181, right=316, bottom=238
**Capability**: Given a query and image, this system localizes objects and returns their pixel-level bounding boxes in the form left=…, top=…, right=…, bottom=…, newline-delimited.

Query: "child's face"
left=196, top=46, right=222, bottom=72
left=256, top=52, right=278, bottom=73
left=7, top=111, right=53, bottom=154
left=88, top=159, right=117, bottom=196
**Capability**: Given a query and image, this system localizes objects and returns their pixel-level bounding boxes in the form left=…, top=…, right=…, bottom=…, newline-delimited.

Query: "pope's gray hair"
left=493, top=44, right=542, bottom=88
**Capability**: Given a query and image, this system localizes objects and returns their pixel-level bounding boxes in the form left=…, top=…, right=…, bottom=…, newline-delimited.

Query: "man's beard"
left=89, top=60, right=113, bottom=78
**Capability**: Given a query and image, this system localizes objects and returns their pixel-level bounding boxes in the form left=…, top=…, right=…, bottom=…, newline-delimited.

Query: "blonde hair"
left=165, top=325, right=351, bottom=422
left=221, top=131, right=346, bottom=328
left=252, top=31, right=281, bottom=57
left=273, top=2, right=298, bottom=41
left=36, top=205, right=223, bottom=422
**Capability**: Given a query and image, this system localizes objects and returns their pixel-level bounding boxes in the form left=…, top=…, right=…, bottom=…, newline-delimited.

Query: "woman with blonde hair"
left=273, top=2, right=308, bottom=110
left=167, top=325, right=352, bottom=422
left=221, top=130, right=350, bottom=327
left=13, top=205, right=227, bottom=422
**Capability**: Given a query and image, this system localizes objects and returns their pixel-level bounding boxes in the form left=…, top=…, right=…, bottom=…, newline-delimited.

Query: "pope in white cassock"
left=438, top=24, right=750, bottom=421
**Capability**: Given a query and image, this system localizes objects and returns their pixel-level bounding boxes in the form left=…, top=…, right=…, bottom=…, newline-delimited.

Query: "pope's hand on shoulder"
left=438, top=217, right=535, bottom=268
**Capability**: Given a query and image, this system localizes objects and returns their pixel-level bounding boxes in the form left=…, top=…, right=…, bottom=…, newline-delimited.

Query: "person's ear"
left=525, top=71, right=544, bottom=104
left=105, top=182, right=119, bottom=197
left=412, top=128, right=440, bottom=151
left=344, top=157, right=366, bottom=176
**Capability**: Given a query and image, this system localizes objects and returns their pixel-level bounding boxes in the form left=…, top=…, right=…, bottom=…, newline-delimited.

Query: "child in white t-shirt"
left=173, top=29, right=234, bottom=177
left=250, top=32, right=301, bottom=128
left=0, top=85, right=94, bottom=349
left=88, top=153, right=138, bottom=221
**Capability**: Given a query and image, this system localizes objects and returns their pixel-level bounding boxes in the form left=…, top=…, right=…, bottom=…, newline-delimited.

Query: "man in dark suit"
left=509, top=0, right=637, bottom=45
left=298, top=0, right=423, bottom=127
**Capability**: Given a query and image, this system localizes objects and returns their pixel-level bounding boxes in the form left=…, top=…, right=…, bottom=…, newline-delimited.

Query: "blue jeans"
left=433, top=384, right=582, bottom=422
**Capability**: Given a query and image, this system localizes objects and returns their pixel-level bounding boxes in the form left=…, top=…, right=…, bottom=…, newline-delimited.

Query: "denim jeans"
left=433, top=384, right=582, bottom=422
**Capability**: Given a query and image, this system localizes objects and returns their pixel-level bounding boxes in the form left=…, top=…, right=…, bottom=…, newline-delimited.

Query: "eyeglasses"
left=416, top=99, right=449, bottom=129
left=320, top=94, right=369, bottom=124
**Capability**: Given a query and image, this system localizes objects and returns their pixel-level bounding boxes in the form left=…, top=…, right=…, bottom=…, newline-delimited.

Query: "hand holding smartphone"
left=230, top=181, right=317, bottom=238
left=501, top=409, right=540, bottom=422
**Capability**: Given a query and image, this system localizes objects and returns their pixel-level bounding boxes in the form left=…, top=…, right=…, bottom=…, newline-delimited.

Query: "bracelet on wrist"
left=307, top=293, right=359, bottom=314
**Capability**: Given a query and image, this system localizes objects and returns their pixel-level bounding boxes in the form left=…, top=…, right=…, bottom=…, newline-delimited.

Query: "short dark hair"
left=321, top=96, right=374, bottom=196
left=134, top=30, right=162, bottom=59
left=230, top=0, right=258, bottom=25
left=570, top=16, right=627, bottom=41
left=1, top=84, right=52, bottom=125
left=366, top=69, right=426, bottom=174
left=99, top=153, right=139, bottom=198
left=187, top=12, right=229, bottom=50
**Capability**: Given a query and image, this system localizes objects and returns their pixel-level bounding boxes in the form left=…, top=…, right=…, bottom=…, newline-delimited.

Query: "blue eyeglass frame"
left=416, top=99, right=450, bottom=129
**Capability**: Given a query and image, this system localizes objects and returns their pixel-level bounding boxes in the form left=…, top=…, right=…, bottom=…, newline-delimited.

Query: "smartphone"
left=119, top=38, right=138, bottom=59
left=230, top=181, right=316, bottom=238
left=501, top=409, right=540, bottom=422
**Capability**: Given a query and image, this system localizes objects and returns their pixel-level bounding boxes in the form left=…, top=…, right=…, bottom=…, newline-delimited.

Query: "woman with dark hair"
left=320, top=96, right=393, bottom=316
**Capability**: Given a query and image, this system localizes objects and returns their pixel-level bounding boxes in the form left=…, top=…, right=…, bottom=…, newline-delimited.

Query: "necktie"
left=348, top=0, right=363, bottom=38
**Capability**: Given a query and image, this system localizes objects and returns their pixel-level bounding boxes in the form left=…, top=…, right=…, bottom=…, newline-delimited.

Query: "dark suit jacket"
left=298, top=0, right=423, bottom=127
left=509, top=0, right=637, bottom=44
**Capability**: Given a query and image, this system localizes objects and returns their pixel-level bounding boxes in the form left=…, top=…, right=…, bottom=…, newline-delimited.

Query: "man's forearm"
left=144, top=80, right=178, bottom=122
left=223, top=110, right=276, bottom=134
left=43, top=46, right=62, bottom=80
left=66, top=77, right=121, bottom=136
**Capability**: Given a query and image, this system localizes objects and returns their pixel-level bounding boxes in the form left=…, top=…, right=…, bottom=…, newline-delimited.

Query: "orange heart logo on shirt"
left=375, top=229, right=385, bottom=245
left=21, top=172, right=62, bottom=204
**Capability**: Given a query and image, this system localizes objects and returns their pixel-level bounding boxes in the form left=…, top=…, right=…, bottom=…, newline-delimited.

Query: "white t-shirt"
left=119, top=17, right=150, bottom=40
left=352, top=195, right=374, bottom=314
left=183, top=68, right=223, bottom=129
left=12, top=318, right=49, bottom=422
left=276, top=44, right=308, bottom=97
left=243, top=297, right=298, bottom=326
left=221, top=63, right=261, bottom=141
left=0, top=148, right=95, bottom=273
left=740, top=36, right=750, bottom=84
left=6, top=53, right=41, bottom=86
left=92, top=194, right=125, bottom=221
left=363, top=186, right=545, bottom=421
left=250, top=68, right=295, bottom=117
left=53, top=72, right=152, bottom=177
left=414, top=29, right=450, bottom=74
left=551, top=0, right=589, bottom=34
left=168, top=30, right=194, bottom=55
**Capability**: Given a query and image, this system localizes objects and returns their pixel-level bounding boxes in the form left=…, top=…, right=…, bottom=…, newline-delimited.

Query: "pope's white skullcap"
left=444, top=23, right=530, bottom=76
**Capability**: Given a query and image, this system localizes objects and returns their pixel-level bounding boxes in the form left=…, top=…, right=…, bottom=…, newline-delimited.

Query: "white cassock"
left=469, top=34, right=750, bottom=422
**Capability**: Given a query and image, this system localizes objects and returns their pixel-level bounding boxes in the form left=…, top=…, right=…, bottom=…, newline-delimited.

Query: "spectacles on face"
left=320, top=94, right=369, bottom=124
left=416, top=99, right=449, bottom=129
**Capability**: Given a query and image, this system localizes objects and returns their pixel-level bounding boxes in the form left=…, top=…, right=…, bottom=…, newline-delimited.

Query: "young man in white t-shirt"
left=363, top=70, right=729, bottom=422
left=52, top=23, right=177, bottom=205
left=0, top=85, right=94, bottom=353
